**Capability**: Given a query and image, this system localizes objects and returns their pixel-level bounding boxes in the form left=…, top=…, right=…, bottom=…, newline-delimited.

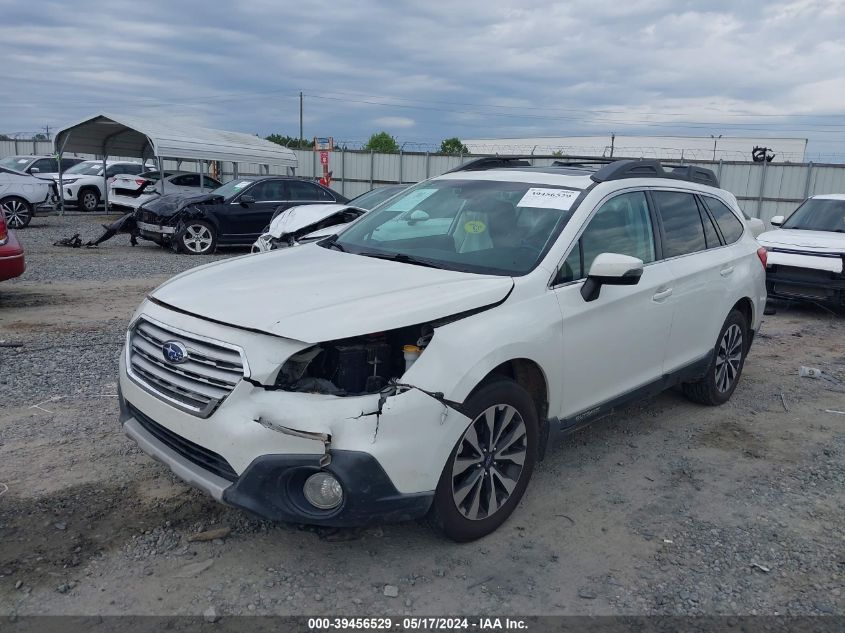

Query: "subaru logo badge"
left=162, top=341, right=188, bottom=364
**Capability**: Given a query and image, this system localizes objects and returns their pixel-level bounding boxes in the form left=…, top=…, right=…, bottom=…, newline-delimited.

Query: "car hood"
left=757, top=229, right=845, bottom=253
left=151, top=245, right=513, bottom=343
left=139, top=192, right=224, bottom=218
left=268, top=204, right=362, bottom=238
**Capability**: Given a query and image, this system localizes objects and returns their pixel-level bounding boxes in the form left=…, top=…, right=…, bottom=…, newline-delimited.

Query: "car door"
left=219, top=179, right=287, bottom=242
left=651, top=189, right=730, bottom=372
left=553, top=190, right=676, bottom=422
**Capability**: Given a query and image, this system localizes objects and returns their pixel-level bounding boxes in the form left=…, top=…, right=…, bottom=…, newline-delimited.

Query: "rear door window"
left=697, top=198, right=722, bottom=249
left=288, top=181, right=333, bottom=201
left=652, top=191, right=707, bottom=258
left=702, top=196, right=745, bottom=244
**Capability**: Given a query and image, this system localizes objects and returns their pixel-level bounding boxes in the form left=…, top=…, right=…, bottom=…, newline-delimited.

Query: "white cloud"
left=371, top=117, right=416, bottom=129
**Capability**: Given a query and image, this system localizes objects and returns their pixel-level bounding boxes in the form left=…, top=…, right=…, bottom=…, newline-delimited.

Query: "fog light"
left=303, top=472, right=343, bottom=510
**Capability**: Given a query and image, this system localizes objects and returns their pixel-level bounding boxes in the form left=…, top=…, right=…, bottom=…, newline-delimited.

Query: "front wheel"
left=0, top=196, right=33, bottom=228
left=178, top=220, right=217, bottom=255
left=78, top=187, right=100, bottom=212
left=429, top=379, right=538, bottom=541
left=682, top=309, right=748, bottom=406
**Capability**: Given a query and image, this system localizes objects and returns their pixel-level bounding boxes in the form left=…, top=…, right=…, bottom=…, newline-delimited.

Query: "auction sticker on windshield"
left=233, top=181, right=251, bottom=189
left=517, top=188, right=580, bottom=210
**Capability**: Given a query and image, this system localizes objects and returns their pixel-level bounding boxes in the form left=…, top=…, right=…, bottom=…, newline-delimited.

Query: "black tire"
left=177, top=220, right=217, bottom=255
left=78, top=187, right=100, bottom=212
left=0, top=196, right=33, bottom=228
left=682, top=309, right=749, bottom=406
left=428, top=379, right=539, bottom=542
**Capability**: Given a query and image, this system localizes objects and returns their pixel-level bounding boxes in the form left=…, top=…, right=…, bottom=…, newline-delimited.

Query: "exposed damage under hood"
left=252, top=204, right=366, bottom=252
left=136, top=191, right=224, bottom=220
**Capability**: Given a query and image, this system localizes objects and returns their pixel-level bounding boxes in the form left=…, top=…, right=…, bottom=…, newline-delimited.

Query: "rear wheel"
left=682, top=309, right=748, bottom=406
left=429, top=379, right=538, bottom=541
left=78, top=187, right=100, bottom=212
left=178, top=220, right=217, bottom=255
left=0, top=196, right=33, bottom=228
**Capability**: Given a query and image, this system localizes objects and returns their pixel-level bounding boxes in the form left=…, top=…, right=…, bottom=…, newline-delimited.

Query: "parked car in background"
left=110, top=171, right=223, bottom=211
left=757, top=194, right=845, bottom=307
left=251, top=185, right=407, bottom=253
left=0, top=155, right=84, bottom=177
left=134, top=176, right=348, bottom=254
left=0, top=208, right=25, bottom=281
left=0, top=166, right=57, bottom=228
left=251, top=204, right=367, bottom=252
left=57, top=160, right=147, bottom=212
left=119, top=158, right=766, bottom=540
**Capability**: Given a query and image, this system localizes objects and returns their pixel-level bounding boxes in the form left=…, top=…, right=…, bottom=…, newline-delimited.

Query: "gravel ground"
left=0, top=214, right=843, bottom=617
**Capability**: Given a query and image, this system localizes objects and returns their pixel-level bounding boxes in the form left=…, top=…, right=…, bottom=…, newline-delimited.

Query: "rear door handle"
left=652, top=287, right=673, bottom=302
left=720, top=266, right=735, bottom=277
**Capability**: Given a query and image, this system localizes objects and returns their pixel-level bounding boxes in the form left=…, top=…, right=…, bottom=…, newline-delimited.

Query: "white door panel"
left=555, top=261, right=675, bottom=418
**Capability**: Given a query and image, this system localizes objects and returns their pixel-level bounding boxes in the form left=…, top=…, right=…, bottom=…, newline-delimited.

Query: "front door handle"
left=720, top=266, right=735, bottom=277
left=652, top=287, right=673, bottom=302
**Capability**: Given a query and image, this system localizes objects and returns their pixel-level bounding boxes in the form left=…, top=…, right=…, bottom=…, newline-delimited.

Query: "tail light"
left=0, top=210, right=8, bottom=244
left=135, top=179, right=146, bottom=186
left=757, top=246, right=768, bottom=268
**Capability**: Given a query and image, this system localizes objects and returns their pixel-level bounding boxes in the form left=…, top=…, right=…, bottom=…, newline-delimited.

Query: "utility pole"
left=610, top=133, right=615, bottom=157
left=43, top=124, right=51, bottom=140
left=299, top=91, right=303, bottom=149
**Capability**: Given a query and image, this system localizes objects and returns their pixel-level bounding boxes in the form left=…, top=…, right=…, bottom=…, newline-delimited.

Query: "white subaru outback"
left=119, top=158, right=767, bottom=541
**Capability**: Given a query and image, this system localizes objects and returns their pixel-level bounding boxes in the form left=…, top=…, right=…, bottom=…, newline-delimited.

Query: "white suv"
left=58, top=160, right=146, bottom=211
left=119, top=158, right=767, bottom=541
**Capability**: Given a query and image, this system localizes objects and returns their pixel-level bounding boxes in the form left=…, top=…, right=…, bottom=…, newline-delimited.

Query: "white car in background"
left=0, top=154, right=85, bottom=178
left=109, top=170, right=223, bottom=211
left=0, top=166, right=56, bottom=228
left=757, top=194, right=845, bottom=307
left=57, top=160, right=147, bottom=212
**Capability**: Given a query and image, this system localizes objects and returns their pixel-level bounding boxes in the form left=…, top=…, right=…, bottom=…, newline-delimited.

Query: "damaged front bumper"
left=766, top=254, right=845, bottom=306
left=119, top=339, right=470, bottom=526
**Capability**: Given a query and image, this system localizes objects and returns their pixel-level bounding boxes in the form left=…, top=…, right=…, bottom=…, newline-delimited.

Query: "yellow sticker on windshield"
left=464, top=220, right=487, bottom=234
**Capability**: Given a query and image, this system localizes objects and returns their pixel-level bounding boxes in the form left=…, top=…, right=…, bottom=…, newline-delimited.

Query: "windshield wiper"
left=357, top=251, right=447, bottom=269
left=320, top=234, right=346, bottom=252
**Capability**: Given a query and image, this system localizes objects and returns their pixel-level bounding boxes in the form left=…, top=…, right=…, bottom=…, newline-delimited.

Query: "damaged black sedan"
left=134, top=176, right=348, bottom=254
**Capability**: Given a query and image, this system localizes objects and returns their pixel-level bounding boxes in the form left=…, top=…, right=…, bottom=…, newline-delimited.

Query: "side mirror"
left=769, top=215, right=784, bottom=227
left=240, top=194, right=255, bottom=206
left=581, top=253, right=644, bottom=302
left=29, top=167, right=40, bottom=173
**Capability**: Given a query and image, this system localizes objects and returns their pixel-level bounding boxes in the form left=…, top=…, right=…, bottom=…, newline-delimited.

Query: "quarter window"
left=557, top=191, right=655, bottom=283
left=653, top=191, right=707, bottom=258
left=703, top=197, right=744, bottom=244
left=698, top=199, right=722, bottom=249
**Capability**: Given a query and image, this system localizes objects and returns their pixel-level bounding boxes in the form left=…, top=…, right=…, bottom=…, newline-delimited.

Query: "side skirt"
left=546, top=353, right=712, bottom=444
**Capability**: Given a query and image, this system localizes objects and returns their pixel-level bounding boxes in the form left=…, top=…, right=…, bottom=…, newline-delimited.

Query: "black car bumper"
left=119, top=392, right=433, bottom=527
left=766, top=264, right=845, bottom=306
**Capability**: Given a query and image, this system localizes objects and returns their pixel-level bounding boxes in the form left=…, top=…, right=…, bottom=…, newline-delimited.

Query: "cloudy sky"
left=2, top=0, right=844, bottom=159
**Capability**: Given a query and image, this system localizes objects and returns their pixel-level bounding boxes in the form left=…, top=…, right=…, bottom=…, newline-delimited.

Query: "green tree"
left=264, top=134, right=313, bottom=149
left=363, top=131, right=399, bottom=153
left=440, top=137, right=468, bottom=155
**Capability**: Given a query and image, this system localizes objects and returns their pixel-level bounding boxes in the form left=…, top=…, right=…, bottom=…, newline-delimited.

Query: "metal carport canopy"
left=53, top=112, right=298, bottom=167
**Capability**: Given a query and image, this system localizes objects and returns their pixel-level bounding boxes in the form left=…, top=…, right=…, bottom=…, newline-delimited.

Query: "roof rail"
left=591, top=159, right=719, bottom=188
left=447, top=156, right=533, bottom=172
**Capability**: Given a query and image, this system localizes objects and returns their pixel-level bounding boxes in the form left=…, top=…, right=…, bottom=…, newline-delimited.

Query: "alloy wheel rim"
left=183, top=225, right=212, bottom=253
left=83, top=193, right=98, bottom=210
left=2, top=200, right=28, bottom=228
left=451, top=404, right=527, bottom=521
left=715, top=324, right=743, bottom=393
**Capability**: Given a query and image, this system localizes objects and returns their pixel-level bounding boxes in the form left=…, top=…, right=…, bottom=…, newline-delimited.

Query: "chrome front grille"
left=127, top=317, right=245, bottom=417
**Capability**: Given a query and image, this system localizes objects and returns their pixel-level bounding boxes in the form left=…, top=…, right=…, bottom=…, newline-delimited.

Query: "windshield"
left=330, top=179, right=582, bottom=275
left=783, top=198, right=845, bottom=232
left=65, top=161, right=103, bottom=176
left=0, top=156, right=33, bottom=170
left=211, top=178, right=256, bottom=200
left=350, top=185, right=407, bottom=210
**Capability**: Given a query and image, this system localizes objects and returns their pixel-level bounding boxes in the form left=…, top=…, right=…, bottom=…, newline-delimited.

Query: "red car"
left=0, top=208, right=25, bottom=281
